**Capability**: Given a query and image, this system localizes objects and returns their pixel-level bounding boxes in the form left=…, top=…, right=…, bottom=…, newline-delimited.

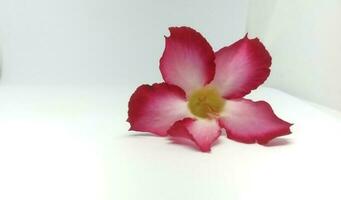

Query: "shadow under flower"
left=125, top=132, right=291, bottom=151
left=262, top=138, right=292, bottom=147
left=127, top=133, right=155, bottom=137
left=126, top=132, right=218, bottom=152
left=168, top=136, right=223, bottom=153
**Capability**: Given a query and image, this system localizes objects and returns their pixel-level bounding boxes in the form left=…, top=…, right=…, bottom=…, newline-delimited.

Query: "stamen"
left=188, top=86, right=225, bottom=119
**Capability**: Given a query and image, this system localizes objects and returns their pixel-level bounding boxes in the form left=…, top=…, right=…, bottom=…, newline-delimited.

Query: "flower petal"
left=219, top=99, right=292, bottom=144
left=210, top=35, right=271, bottom=99
left=160, top=26, right=215, bottom=95
left=127, top=83, right=189, bottom=136
left=168, top=118, right=221, bottom=152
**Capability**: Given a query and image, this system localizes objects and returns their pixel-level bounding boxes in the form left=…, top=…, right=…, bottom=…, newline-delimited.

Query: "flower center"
left=188, top=86, right=225, bottom=119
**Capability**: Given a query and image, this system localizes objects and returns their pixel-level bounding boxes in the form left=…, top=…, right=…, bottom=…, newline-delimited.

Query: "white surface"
left=0, top=85, right=341, bottom=200
left=247, top=0, right=341, bottom=111
left=0, top=0, right=247, bottom=86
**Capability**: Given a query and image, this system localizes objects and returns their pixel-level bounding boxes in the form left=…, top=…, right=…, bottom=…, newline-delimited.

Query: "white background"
left=248, top=0, right=341, bottom=111
left=1, top=0, right=341, bottom=200
left=2, top=0, right=341, bottom=111
left=0, top=0, right=247, bottom=86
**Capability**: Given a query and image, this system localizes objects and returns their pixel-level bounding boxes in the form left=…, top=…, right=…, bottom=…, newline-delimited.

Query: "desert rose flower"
left=127, top=26, right=292, bottom=152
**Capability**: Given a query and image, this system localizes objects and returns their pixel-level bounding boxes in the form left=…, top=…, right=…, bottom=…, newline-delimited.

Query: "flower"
left=127, top=26, right=292, bottom=152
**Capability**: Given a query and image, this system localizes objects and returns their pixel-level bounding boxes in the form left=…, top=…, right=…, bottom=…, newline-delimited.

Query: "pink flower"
left=127, top=26, right=292, bottom=152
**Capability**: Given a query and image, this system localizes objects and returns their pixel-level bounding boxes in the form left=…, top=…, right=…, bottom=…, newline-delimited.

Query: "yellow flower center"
left=188, top=86, right=225, bottom=119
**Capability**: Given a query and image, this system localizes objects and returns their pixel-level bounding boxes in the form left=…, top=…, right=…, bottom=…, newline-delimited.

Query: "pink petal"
left=219, top=99, right=292, bottom=144
left=168, top=118, right=221, bottom=152
left=210, top=35, right=271, bottom=99
left=160, top=26, right=215, bottom=95
left=127, top=83, right=189, bottom=136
